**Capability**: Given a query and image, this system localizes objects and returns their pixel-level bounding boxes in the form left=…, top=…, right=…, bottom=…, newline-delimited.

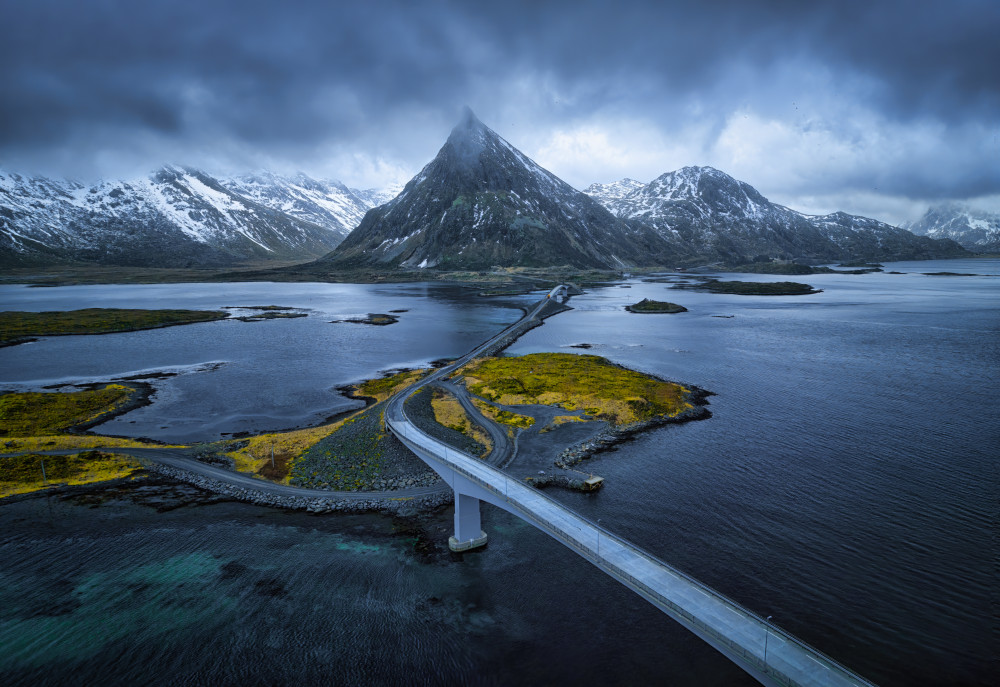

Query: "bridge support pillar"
left=449, top=492, right=488, bottom=552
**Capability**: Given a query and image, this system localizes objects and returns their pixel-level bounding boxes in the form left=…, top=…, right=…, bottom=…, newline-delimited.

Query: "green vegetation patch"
left=725, top=262, right=827, bottom=275
left=470, top=398, right=535, bottom=430
left=0, top=308, right=228, bottom=345
left=355, top=369, right=428, bottom=402
left=405, top=387, right=490, bottom=457
left=626, top=298, right=687, bottom=313
left=679, top=279, right=821, bottom=295
left=462, top=352, right=691, bottom=426
left=1, top=450, right=144, bottom=498
left=0, top=384, right=137, bottom=437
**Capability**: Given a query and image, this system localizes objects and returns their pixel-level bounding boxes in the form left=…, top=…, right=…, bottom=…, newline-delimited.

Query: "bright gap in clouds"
left=527, top=107, right=998, bottom=226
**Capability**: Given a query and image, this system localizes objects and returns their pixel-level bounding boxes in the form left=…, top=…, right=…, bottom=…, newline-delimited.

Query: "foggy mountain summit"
left=319, top=108, right=681, bottom=270
left=904, top=203, right=1000, bottom=253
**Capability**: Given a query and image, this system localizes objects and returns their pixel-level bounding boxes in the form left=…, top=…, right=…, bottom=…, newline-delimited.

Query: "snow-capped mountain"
left=586, top=167, right=966, bottom=263
left=904, top=203, right=1000, bottom=253
left=582, top=179, right=646, bottom=215
left=0, top=167, right=394, bottom=267
left=220, top=172, right=373, bottom=241
left=350, top=183, right=405, bottom=209
left=321, top=108, right=677, bottom=270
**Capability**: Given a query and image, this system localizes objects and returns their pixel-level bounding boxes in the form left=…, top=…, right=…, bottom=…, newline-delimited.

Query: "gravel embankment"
left=290, top=401, right=442, bottom=491
left=144, top=461, right=451, bottom=514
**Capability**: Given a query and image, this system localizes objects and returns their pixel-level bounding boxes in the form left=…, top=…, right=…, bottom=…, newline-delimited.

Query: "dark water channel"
left=1, top=260, right=996, bottom=686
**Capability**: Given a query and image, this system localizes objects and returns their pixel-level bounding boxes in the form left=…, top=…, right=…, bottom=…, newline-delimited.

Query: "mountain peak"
left=446, top=106, right=492, bottom=166
left=323, top=111, right=676, bottom=270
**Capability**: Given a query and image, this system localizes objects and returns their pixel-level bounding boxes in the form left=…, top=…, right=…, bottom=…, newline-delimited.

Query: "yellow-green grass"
left=461, top=352, right=692, bottom=427
left=0, top=385, right=183, bottom=453
left=1, top=450, right=144, bottom=498
left=221, top=416, right=354, bottom=482
left=219, top=368, right=428, bottom=482
left=0, top=308, right=229, bottom=344
left=471, top=398, right=535, bottom=430
left=1, top=384, right=137, bottom=437
left=2, top=435, right=167, bottom=453
left=356, top=369, right=429, bottom=402
left=539, top=415, right=589, bottom=433
left=430, top=387, right=492, bottom=454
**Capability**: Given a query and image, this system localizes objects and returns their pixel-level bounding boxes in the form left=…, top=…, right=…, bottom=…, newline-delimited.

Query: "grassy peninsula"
left=0, top=307, right=229, bottom=346
left=215, top=368, right=431, bottom=489
left=0, top=385, right=160, bottom=497
left=460, top=352, right=693, bottom=426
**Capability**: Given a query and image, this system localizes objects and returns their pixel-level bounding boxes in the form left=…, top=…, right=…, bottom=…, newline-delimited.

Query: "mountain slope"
left=320, top=108, right=680, bottom=270
left=583, top=179, right=646, bottom=216
left=1, top=167, right=378, bottom=267
left=220, top=172, right=374, bottom=241
left=586, top=167, right=967, bottom=263
left=904, top=203, right=1000, bottom=253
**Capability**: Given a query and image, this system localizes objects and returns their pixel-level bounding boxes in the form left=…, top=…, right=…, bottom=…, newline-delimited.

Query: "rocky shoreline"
left=143, top=461, right=453, bottom=514
left=555, top=386, right=713, bottom=468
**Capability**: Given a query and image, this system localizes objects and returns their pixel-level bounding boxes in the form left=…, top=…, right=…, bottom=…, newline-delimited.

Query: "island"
left=0, top=308, right=229, bottom=347
left=625, top=298, right=688, bottom=313
left=676, top=279, right=821, bottom=295
left=331, top=313, right=400, bottom=326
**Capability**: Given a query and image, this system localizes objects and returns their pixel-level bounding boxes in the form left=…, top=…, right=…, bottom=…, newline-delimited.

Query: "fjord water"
left=0, top=260, right=996, bottom=686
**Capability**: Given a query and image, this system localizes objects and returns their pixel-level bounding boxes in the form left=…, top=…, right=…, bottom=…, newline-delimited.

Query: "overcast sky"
left=1, top=0, right=997, bottom=224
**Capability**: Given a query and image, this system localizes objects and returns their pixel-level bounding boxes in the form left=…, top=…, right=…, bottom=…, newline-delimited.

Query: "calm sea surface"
left=1, top=259, right=996, bottom=686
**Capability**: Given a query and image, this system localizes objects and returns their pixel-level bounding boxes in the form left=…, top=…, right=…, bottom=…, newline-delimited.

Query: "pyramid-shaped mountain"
left=320, top=108, right=680, bottom=270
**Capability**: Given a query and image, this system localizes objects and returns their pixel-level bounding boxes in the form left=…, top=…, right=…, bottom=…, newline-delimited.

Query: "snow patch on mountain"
left=904, top=203, right=1000, bottom=252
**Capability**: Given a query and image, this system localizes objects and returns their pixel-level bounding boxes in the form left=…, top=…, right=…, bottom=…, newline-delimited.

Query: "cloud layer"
left=1, top=0, right=997, bottom=222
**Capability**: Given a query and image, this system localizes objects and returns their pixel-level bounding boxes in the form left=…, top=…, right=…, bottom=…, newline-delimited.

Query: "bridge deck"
left=386, top=289, right=876, bottom=687
left=388, top=421, right=874, bottom=687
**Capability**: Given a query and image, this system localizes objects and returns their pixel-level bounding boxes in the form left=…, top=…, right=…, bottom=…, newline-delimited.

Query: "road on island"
left=2, top=288, right=559, bottom=502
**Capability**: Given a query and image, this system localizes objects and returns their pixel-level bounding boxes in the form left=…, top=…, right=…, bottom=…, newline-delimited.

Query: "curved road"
left=3, top=289, right=559, bottom=502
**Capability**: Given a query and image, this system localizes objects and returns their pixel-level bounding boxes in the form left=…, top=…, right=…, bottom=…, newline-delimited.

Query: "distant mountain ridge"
left=904, top=203, right=1000, bottom=253
left=585, top=166, right=966, bottom=263
left=0, top=167, right=398, bottom=267
left=322, top=108, right=678, bottom=270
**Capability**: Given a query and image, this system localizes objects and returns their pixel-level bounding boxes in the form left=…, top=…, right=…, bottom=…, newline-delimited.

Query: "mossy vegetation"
left=678, top=279, right=820, bottom=295
left=626, top=298, right=687, bottom=313
left=209, top=369, right=429, bottom=485
left=0, top=308, right=228, bottom=345
left=539, top=415, right=588, bottom=433
left=0, top=450, right=144, bottom=498
left=429, top=387, right=491, bottom=456
left=0, top=384, right=136, bottom=436
left=725, top=262, right=828, bottom=275
left=462, top=352, right=692, bottom=427
left=356, top=369, right=428, bottom=402
left=333, top=313, right=399, bottom=325
left=471, top=398, right=535, bottom=429
left=0, top=385, right=173, bottom=455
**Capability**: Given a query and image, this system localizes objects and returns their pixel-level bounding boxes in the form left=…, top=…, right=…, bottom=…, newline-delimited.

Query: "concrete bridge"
left=385, top=286, right=877, bottom=687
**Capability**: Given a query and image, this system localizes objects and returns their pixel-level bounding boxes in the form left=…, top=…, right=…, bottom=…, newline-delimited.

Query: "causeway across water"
left=385, top=285, right=877, bottom=687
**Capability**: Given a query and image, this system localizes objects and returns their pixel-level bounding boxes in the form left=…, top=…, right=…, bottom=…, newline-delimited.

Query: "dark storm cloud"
left=0, top=0, right=996, bottom=212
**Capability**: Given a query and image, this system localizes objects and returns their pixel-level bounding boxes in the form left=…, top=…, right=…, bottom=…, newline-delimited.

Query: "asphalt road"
left=3, top=291, right=565, bottom=503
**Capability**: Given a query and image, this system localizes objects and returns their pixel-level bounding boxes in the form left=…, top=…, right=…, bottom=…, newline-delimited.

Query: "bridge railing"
left=386, top=290, right=875, bottom=686
left=389, top=418, right=876, bottom=687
